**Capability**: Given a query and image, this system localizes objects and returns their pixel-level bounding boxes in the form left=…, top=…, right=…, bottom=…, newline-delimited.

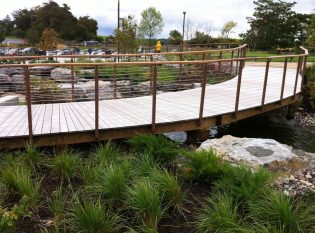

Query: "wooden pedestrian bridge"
left=0, top=45, right=309, bottom=148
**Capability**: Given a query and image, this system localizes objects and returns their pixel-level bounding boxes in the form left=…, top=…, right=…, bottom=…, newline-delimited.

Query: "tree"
left=39, top=28, right=59, bottom=50
left=243, top=0, right=300, bottom=50
left=168, top=30, right=182, bottom=45
left=306, top=14, right=315, bottom=46
left=75, top=16, right=98, bottom=41
left=114, top=15, right=138, bottom=54
left=190, top=31, right=211, bottom=44
left=138, top=7, right=164, bottom=51
left=221, top=21, right=237, bottom=39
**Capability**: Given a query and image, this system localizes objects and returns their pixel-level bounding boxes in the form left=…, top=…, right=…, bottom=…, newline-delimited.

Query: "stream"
left=166, top=112, right=315, bottom=153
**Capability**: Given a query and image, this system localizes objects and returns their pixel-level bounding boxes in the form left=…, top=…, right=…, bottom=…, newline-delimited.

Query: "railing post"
left=218, top=50, right=223, bottom=71
left=150, top=56, right=153, bottom=92
left=151, top=65, right=157, bottom=133
left=261, top=58, right=270, bottom=107
left=293, top=56, right=302, bottom=97
left=94, top=66, right=99, bottom=139
left=179, top=53, right=183, bottom=81
left=236, top=49, right=240, bottom=75
left=300, top=55, right=307, bottom=90
left=114, top=64, right=117, bottom=99
left=24, top=66, right=33, bottom=144
left=230, top=50, right=234, bottom=76
left=234, top=59, right=244, bottom=117
left=71, top=61, right=74, bottom=101
left=280, top=57, right=288, bottom=103
left=198, top=63, right=208, bottom=126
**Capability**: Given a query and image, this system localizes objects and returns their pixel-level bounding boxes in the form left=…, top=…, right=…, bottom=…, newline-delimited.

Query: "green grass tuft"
left=128, top=134, right=179, bottom=164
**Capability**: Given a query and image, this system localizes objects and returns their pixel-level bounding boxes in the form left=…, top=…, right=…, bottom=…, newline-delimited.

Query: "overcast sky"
left=0, top=0, right=314, bottom=38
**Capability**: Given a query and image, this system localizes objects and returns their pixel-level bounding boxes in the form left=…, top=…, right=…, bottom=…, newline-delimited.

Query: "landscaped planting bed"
left=0, top=135, right=314, bottom=233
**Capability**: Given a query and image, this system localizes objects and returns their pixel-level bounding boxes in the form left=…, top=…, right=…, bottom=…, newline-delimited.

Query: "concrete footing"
left=186, top=128, right=210, bottom=144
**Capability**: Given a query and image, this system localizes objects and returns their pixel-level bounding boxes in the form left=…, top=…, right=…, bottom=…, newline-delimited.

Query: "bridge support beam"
left=186, top=128, right=210, bottom=144
left=286, top=104, right=297, bottom=120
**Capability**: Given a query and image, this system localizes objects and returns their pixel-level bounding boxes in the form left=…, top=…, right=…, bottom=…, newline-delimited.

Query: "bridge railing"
left=0, top=45, right=308, bottom=144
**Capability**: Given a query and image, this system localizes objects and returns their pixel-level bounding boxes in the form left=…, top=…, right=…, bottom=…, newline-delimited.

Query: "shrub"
left=128, top=134, right=179, bottom=164
left=249, top=191, right=315, bottom=233
left=126, top=179, right=164, bottom=231
left=49, top=151, right=80, bottom=181
left=195, top=193, right=249, bottom=233
left=184, top=150, right=226, bottom=184
left=215, top=165, right=271, bottom=203
left=69, top=198, right=123, bottom=233
left=149, top=169, right=185, bottom=211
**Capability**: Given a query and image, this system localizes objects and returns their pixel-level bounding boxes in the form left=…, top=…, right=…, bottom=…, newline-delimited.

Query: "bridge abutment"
left=186, top=128, right=210, bottom=144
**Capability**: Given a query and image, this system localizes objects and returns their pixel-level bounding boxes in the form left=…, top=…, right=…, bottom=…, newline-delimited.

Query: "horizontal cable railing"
left=0, top=45, right=308, bottom=145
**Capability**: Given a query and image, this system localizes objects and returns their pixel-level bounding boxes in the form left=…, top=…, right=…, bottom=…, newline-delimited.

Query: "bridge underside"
left=0, top=66, right=301, bottom=148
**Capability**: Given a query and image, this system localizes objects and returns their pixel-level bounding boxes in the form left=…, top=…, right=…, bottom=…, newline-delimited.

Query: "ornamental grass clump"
left=23, top=145, right=42, bottom=170
left=215, top=165, right=272, bottom=203
left=49, top=151, right=80, bottom=181
left=126, top=179, right=164, bottom=231
left=184, top=150, right=226, bottom=184
left=128, top=134, right=179, bottom=164
left=1, top=163, right=40, bottom=209
left=149, top=169, right=185, bottom=211
left=69, top=197, right=123, bottom=233
left=195, top=193, right=248, bottom=233
left=93, top=161, right=132, bottom=205
left=94, top=141, right=122, bottom=165
left=248, top=191, right=315, bottom=233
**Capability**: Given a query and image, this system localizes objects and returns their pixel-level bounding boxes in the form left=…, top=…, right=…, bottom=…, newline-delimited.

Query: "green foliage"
left=128, top=134, right=179, bottom=164
left=49, top=151, right=80, bottom=181
left=69, top=197, right=123, bottom=233
left=93, top=162, right=132, bottom=204
left=242, top=0, right=311, bottom=50
left=306, top=13, right=315, bottom=46
left=1, top=163, right=40, bottom=209
left=94, top=141, right=122, bottom=165
left=303, top=64, right=315, bottom=111
left=149, top=169, right=185, bottom=210
left=195, top=193, right=247, bottom=233
left=10, top=1, right=97, bottom=42
left=39, top=28, right=59, bottom=51
left=184, top=150, right=226, bottom=184
left=23, top=145, right=41, bottom=170
left=168, top=30, right=182, bottom=45
left=215, top=165, right=271, bottom=203
left=127, top=179, right=163, bottom=231
left=114, top=15, right=138, bottom=54
left=249, top=191, right=315, bottom=233
left=138, top=7, right=164, bottom=49
left=221, top=21, right=237, bottom=39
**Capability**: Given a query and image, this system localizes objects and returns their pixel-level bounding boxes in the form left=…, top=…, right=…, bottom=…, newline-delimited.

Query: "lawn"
left=0, top=135, right=314, bottom=233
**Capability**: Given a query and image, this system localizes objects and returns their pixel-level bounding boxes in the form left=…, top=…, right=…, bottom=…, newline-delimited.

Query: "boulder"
left=51, top=68, right=74, bottom=82
left=198, top=135, right=312, bottom=172
left=0, top=74, right=12, bottom=92
left=29, top=66, right=55, bottom=77
left=0, top=67, right=24, bottom=76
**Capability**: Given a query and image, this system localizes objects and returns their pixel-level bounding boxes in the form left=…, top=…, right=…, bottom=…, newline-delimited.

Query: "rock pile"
left=295, top=111, right=315, bottom=129
left=275, top=170, right=315, bottom=196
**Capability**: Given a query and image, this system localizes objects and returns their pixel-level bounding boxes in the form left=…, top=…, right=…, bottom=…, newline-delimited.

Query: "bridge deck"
left=0, top=66, right=301, bottom=139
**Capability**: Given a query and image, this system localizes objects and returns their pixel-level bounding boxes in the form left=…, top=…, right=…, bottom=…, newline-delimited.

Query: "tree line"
left=0, top=0, right=98, bottom=44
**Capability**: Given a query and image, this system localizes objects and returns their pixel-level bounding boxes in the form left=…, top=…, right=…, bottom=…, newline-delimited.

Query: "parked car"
left=57, top=50, right=71, bottom=56
left=0, top=49, right=5, bottom=56
left=4, top=49, right=19, bottom=56
left=20, top=47, right=46, bottom=56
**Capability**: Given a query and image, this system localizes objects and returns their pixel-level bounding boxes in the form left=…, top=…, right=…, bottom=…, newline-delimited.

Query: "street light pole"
left=182, top=11, right=186, bottom=52
left=117, top=0, right=120, bottom=61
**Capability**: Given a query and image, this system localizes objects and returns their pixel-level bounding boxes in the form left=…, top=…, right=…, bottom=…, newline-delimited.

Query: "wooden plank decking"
left=0, top=66, right=301, bottom=142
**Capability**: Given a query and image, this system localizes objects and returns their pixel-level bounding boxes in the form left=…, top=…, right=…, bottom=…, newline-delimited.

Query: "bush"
left=128, top=134, right=179, bottom=164
left=69, top=197, right=123, bottom=233
left=183, top=150, right=226, bottom=184
left=249, top=191, right=315, bottom=233
left=126, top=179, right=164, bottom=231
